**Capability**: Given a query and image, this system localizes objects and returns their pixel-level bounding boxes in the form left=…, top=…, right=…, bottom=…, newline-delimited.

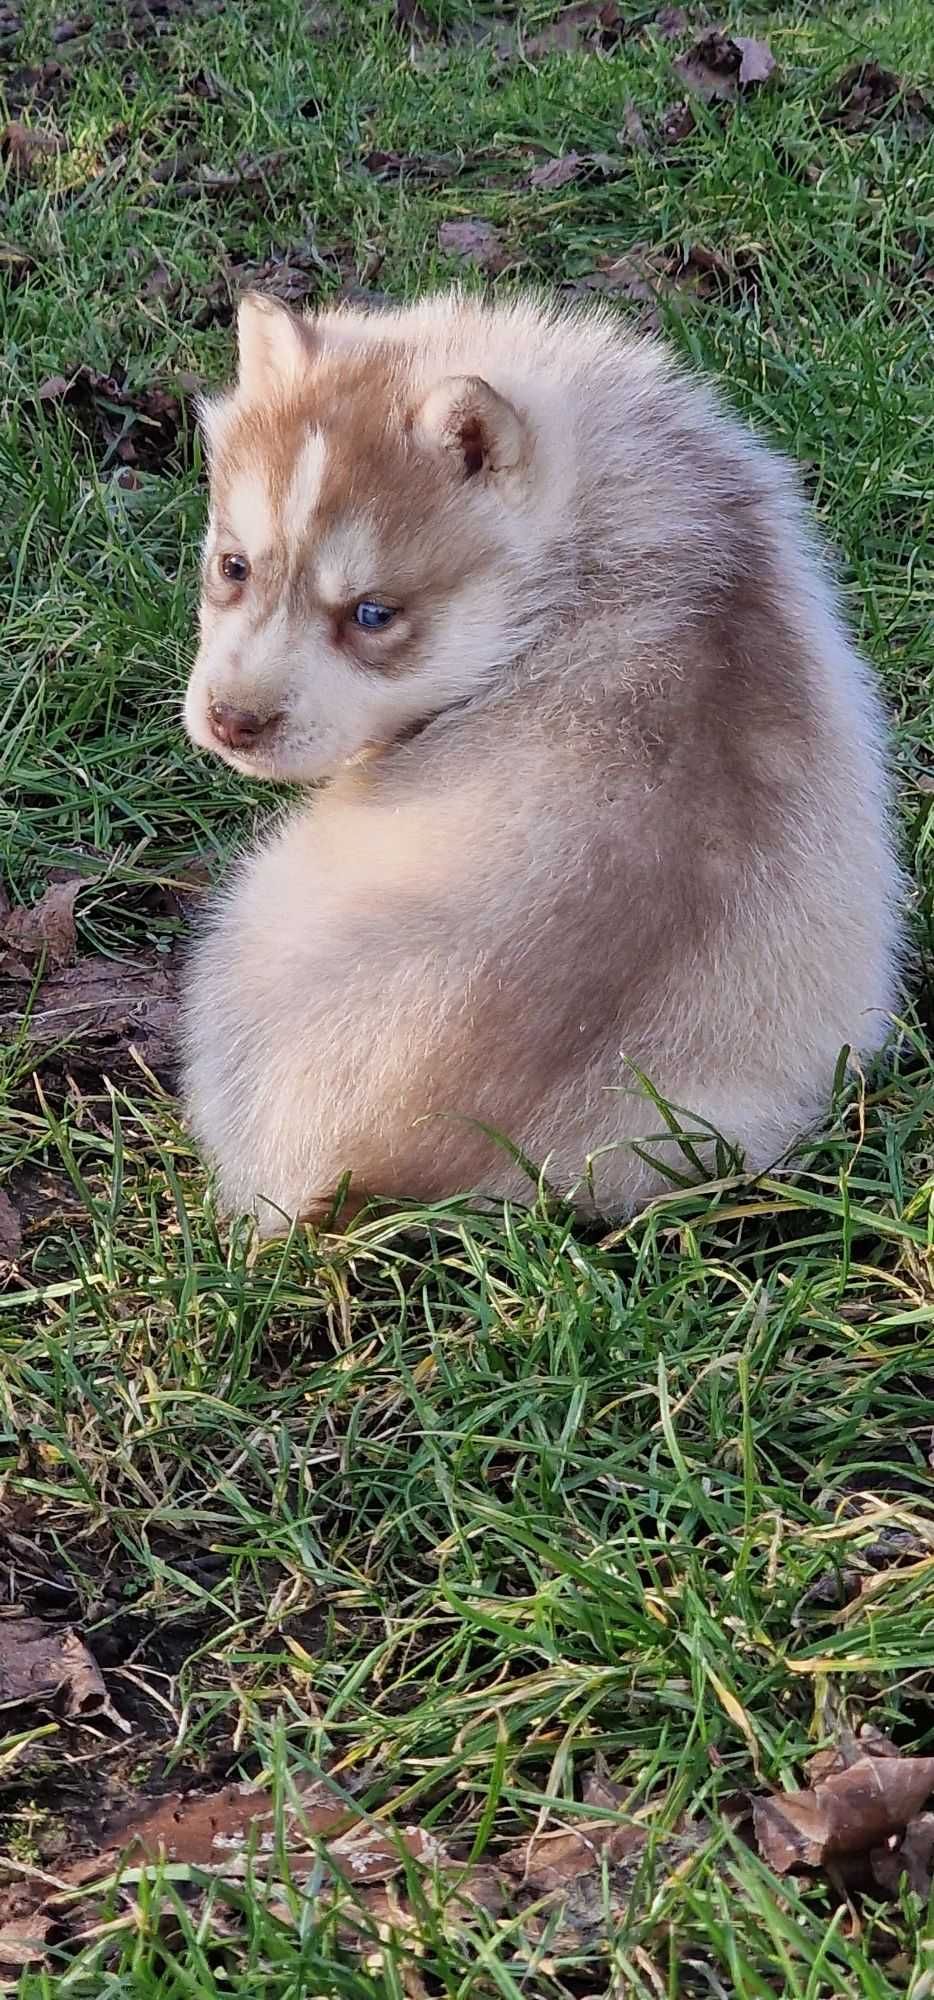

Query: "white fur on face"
left=315, top=518, right=382, bottom=607
left=282, top=430, right=327, bottom=553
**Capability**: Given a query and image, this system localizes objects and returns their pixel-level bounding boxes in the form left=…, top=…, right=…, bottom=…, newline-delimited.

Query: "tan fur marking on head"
left=224, top=468, right=274, bottom=561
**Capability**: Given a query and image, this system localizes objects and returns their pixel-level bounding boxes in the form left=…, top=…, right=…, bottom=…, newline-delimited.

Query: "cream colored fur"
left=182, top=289, right=904, bottom=1230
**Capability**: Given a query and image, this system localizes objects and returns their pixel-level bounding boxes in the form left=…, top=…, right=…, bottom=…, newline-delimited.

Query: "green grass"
left=2, top=0, right=934, bottom=1992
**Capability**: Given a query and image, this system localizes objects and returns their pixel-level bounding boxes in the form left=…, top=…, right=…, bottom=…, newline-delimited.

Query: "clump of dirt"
left=33, top=366, right=196, bottom=474
left=825, top=61, right=932, bottom=139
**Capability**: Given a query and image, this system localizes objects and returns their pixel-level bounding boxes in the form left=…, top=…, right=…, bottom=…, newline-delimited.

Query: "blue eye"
left=353, top=600, right=397, bottom=630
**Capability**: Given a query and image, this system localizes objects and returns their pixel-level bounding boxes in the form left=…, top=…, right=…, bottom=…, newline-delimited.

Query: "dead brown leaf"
left=0, top=950, right=179, bottom=1083
left=4, top=58, right=68, bottom=117
left=98, top=1777, right=358, bottom=1873
left=659, top=96, right=696, bottom=141
left=529, top=150, right=584, bottom=190
left=0, top=1189, right=22, bottom=1264
left=619, top=101, right=650, bottom=150
left=0, top=8, right=23, bottom=39
left=361, top=147, right=458, bottom=184
left=0, top=1910, right=53, bottom=1970
left=52, top=14, right=91, bottom=41
left=871, top=1812, right=934, bottom=1898
left=437, top=217, right=511, bottom=273
left=519, top=1823, right=707, bottom=1953
left=0, top=1617, right=127, bottom=1729
left=159, top=148, right=287, bottom=199
left=1, top=117, right=67, bottom=165
left=0, top=1773, right=498, bottom=1976
left=569, top=243, right=670, bottom=325
left=501, top=1819, right=645, bottom=1890
left=654, top=4, right=687, bottom=38
left=582, top=1760, right=629, bottom=1811
left=826, top=61, right=932, bottom=138
left=0, top=877, right=83, bottom=972
left=501, top=1768, right=642, bottom=1890
left=753, top=1752, right=934, bottom=1874
left=192, top=243, right=327, bottom=325
left=807, top=1725, right=898, bottom=1783
left=673, top=239, right=761, bottom=299
left=734, top=36, right=775, bottom=86
left=675, top=28, right=775, bottom=102
left=393, top=0, right=435, bottom=34
left=525, top=2, right=624, bottom=58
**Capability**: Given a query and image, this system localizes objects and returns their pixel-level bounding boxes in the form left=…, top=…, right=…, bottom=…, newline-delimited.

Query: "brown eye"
left=220, top=553, right=250, bottom=584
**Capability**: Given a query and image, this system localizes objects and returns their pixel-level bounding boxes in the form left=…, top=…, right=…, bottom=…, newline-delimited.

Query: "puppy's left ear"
left=236, top=293, right=318, bottom=402
left=415, top=375, right=530, bottom=483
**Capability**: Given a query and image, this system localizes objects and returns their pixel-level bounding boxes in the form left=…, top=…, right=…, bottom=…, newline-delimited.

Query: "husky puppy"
left=182, top=290, right=903, bottom=1228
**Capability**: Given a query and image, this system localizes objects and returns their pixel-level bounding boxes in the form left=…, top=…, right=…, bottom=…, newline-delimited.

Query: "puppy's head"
left=184, top=294, right=544, bottom=782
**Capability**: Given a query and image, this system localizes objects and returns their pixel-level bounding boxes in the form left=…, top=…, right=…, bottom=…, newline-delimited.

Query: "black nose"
left=208, top=701, right=280, bottom=751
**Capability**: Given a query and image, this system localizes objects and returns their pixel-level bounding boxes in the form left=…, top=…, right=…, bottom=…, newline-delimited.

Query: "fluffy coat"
left=182, top=290, right=903, bottom=1228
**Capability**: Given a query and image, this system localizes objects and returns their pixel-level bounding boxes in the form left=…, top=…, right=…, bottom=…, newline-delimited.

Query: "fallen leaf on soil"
left=501, top=1767, right=642, bottom=1890
left=393, top=0, right=434, bottom=34
left=0, top=1167, right=83, bottom=1239
left=361, top=147, right=459, bottom=184
left=575, top=237, right=757, bottom=310
left=34, top=366, right=190, bottom=472
left=51, top=13, right=91, bottom=41
left=619, top=101, right=650, bottom=150
left=1, top=117, right=67, bottom=164
left=107, top=0, right=223, bottom=44
left=659, top=96, right=696, bottom=141
left=806, top=1723, right=898, bottom=1782
left=871, top=1812, right=934, bottom=1898
left=519, top=1824, right=707, bottom=1952
left=0, top=1617, right=128, bottom=1729
left=734, top=36, right=775, bottom=86
left=437, top=217, right=511, bottom=273
left=674, top=239, right=761, bottom=299
left=0, top=1774, right=496, bottom=1975
left=98, top=1778, right=357, bottom=1872
left=0, top=877, right=83, bottom=972
left=0, top=1189, right=22, bottom=1263
left=97, top=1778, right=450, bottom=1886
left=158, top=148, right=287, bottom=199
left=0, top=8, right=23, bottom=39
left=0, top=950, right=179, bottom=1083
left=525, top=2, right=624, bottom=58
left=0, top=1911, right=53, bottom=1969
left=501, top=1817, right=645, bottom=1890
left=654, top=4, right=687, bottom=38
left=676, top=29, right=775, bottom=102
left=529, top=150, right=584, bottom=190
left=569, top=243, right=670, bottom=324
left=3, top=58, right=67, bottom=120
left=825, top=61, right=932, bottom=138
left=190, top=240, right=335, bottom=326
left=0, top=1755, right=715, bottom=1978
left=583, top=1761, right=629, bottom=1810
left=753, top=1751, right=934, bottom=1873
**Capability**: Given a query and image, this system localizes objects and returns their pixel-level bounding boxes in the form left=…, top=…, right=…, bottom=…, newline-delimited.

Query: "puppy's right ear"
left=236, top=293, right=318, bottom=403
left=415, top=375, right=530, bottom=485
